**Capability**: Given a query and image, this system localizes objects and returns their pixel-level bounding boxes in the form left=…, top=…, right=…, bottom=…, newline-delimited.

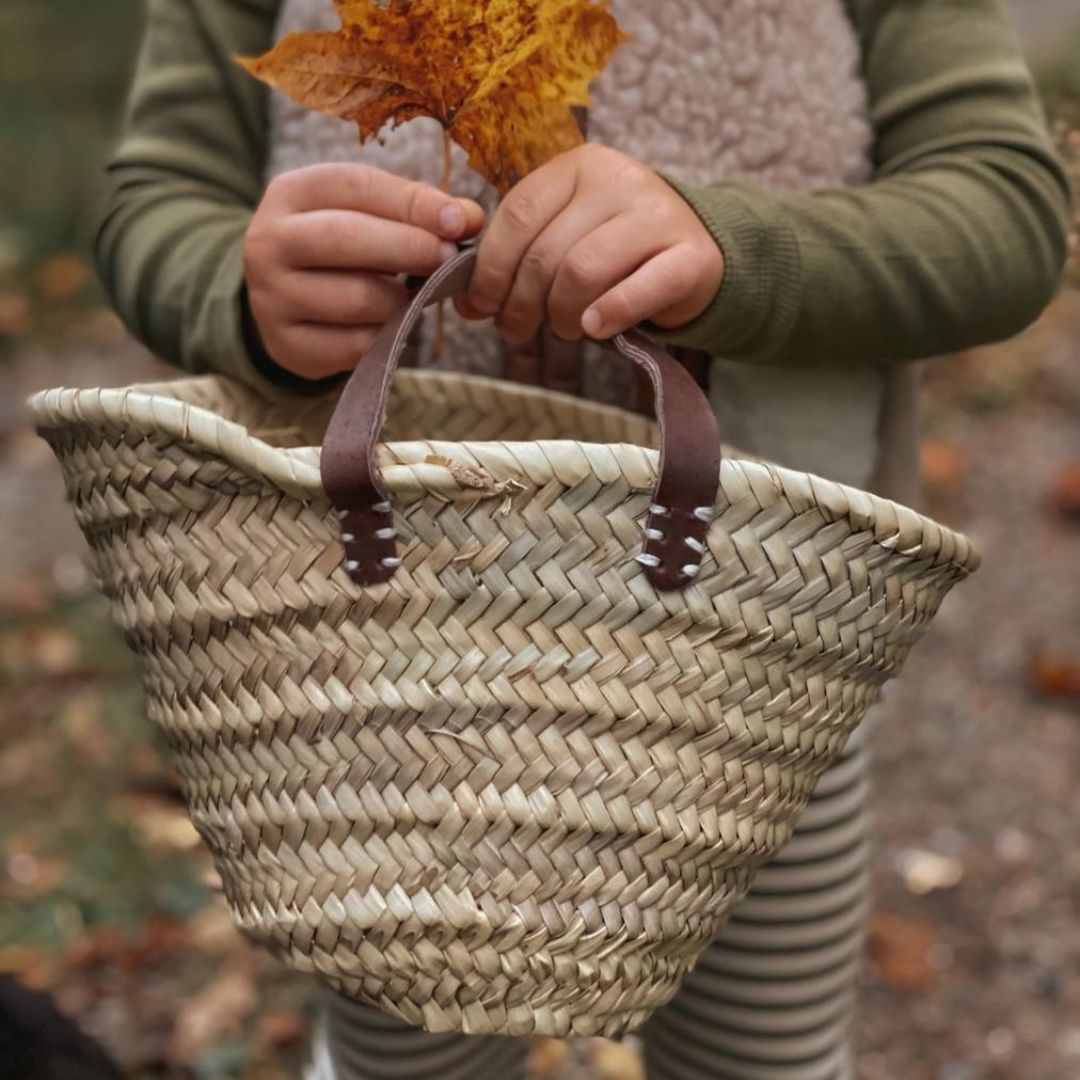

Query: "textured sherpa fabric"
left=267, top=0, right=890, bottom=489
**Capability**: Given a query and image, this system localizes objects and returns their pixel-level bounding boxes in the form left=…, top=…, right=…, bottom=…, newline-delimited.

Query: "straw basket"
left=31, top=250, right=978, bottom=1038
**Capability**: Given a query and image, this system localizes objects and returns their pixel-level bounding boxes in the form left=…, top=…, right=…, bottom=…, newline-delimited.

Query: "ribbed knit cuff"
left=648, top=176, right=803, bottom=360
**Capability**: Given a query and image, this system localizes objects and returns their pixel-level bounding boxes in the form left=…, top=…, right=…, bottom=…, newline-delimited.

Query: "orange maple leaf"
left=239, top=0, right=628, bottom=193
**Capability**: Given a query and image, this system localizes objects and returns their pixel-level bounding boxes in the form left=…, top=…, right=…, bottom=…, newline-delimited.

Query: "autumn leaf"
left=239, top=0, right=628, bottom=192
left=38, top=254, right=92, bottom=303
left=867, top=911, right=944, bottom=993
left=589, top=1038, right=646, bottom=1080
left=920, top=438, right=969, bottom=500
left=1028, top=652, right=1080, bottom=699
left=1047, top=462, right=1080, bottom=522
left=528, top=1038, right=571, bottom=1078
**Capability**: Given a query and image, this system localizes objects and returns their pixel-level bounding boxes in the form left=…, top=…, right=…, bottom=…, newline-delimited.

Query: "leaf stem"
left=433, top=127, right=453, bottom=359
left=441, top=127, right=452, bottom=193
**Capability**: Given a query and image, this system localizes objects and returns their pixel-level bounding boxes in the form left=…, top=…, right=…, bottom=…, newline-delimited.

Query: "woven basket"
left=31, top=251, right=978, bottom=1038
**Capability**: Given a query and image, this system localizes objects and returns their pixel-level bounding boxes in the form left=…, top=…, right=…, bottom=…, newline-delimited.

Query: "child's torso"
left=266, top=0, right=912, bottom=496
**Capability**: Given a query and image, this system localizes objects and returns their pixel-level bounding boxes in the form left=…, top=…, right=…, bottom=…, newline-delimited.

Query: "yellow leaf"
left=528, top=1037, right=570, bottom=1077
left=239, top=0, right=628, bottom=193
left=589, top=1038, right=645, bottom=1080
left=38, top=254, right=92, bottom=303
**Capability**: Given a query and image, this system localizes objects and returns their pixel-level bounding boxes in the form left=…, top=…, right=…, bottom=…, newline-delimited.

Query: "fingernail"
left=439, top=241, right=458, bottom=262
left=438, top=204, right=465, bottom=236
left=582, top=308, right=603, bottom=337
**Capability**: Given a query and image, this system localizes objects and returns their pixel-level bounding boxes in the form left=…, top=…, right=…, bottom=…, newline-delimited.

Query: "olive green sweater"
left=97, top=0, right=1070, bottom=390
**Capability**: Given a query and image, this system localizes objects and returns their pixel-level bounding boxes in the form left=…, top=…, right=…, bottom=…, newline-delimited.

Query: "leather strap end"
left=639, top=504, right=714, bottom=590
left=337, top=502, right=399, bottom=586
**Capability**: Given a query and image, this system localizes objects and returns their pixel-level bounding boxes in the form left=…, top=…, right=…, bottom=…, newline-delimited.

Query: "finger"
left=455, top=198, right=487, bottom=239
left=452, top=293, right=489, bottom=321
left=269, top=162, right=485, bottom=240
left=271, top=323, right=381, bottom=380
left=467, top=160, right=578, bottom=316
left=581, top=244, right=699, bottom=339
left=494, top=201, right=616, bottom=346
left=504, top=339, right=543, bottom=385
left=278, top=271, right=408, bottom=327
left=545, top=216, right=660, bottom=340
left=279, top=211, right=458, bottom=274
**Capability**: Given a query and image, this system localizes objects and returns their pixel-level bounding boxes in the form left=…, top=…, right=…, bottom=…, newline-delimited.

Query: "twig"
left=433, top=127, right=454, bottom=357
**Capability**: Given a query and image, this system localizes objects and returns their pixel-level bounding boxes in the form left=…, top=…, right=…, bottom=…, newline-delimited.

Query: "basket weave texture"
left=32, top=369, right=978, bottom=1037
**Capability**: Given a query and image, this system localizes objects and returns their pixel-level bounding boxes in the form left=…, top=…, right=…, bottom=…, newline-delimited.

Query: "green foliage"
left=0, top=0, right=142, bottom=260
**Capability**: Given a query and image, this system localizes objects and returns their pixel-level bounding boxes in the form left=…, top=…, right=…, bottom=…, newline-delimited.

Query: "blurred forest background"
left=0, top=2, right=1078, bottom=1079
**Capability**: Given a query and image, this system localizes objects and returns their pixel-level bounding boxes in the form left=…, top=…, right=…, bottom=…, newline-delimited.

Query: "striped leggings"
left=306, top=730, right=869, bottom=1080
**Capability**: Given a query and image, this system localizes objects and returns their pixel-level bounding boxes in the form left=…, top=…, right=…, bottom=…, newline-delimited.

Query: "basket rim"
left=28, top=373, right=981, bottom=576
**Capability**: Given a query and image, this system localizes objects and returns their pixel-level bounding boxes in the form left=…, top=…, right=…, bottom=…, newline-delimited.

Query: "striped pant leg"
left=306, top=988, right=530, bottom=1080
left=642, top=730, right=871, bottom=1080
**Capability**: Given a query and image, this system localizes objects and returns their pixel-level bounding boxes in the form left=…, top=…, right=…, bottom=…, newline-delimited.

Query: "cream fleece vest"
left=266, top=0, right=912, bottom=495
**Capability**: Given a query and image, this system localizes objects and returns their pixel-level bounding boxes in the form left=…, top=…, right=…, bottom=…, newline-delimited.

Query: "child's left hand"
left=457, top=145, right=725, bottom=344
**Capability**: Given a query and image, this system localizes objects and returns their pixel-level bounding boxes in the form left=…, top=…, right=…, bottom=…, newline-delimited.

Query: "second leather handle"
left=321, top=248, right=721, bottom=591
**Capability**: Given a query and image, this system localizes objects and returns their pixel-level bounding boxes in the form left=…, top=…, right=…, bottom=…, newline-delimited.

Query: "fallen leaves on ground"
left=1027, top=651, right=1080, bottom=698
left=1048, top=462, right=1080, bottom=521
left=894, top=849, right=965, bottom=895
left=240, top=0, right=627, bottom=192
left=112, top=793, right=203, bottom=853
left=867, top=912, right=945, bottom=993
left=184, top=903, right=242, bottom=955
left=920, top=438, right=970, bottom=500
left=0, top=291, right=30, bottom=337
left=1, top=839, right=68, bottom=900
left=588, top=1038, right=646, bottom=1080
left=0, top=620, right=81, bottom=677
left=257, top=1010, right=307, bottom=1050
left=37, top=254, right=92, bottom=303
left=530, top=1038, right=572, bottom=1077
left=168, top=953, right=260, bottom=1065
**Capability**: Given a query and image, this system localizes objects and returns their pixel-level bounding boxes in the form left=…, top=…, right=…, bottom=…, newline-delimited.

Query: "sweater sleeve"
left=653, top=0, right=1073, bottom=367
left=95, top=0, right=280, bottom=385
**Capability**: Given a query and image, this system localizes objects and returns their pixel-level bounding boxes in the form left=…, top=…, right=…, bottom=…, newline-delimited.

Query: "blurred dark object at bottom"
left=0, top=975, right=123, bottom=1080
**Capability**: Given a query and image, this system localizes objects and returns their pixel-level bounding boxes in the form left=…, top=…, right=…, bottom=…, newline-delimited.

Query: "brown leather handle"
left=321, top=248, right=721, bottom=591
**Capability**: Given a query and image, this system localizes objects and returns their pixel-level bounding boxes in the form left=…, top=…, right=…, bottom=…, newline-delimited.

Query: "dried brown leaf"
left=1028, top=652, right=1080, bottom=699
left=589, top=1038, right=645, bottom=1080
left=529, top=1037, right=571, bottom=1077
left=258, top=1010, right=307, bottom=1049
left=239, top=0, right=628, bottom=193
left=424, top=453, right=520, bottom=495
left=1048, top=462, right=1080, bottom=521
left=920, top=438, right=969, bottom=498
left=867, top=911, right=943, bottom=993
left=0, top=292, right=30, bottom=337
left=38, top=254, right=92, bottom=303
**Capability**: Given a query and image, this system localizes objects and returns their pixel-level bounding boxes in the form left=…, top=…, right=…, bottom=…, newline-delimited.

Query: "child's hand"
left=457, top=145, right=724, bottom=344
left=244, top=163, right=484, bottom=379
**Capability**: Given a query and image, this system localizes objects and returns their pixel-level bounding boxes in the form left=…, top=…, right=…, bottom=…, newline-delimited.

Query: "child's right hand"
left=244, top=163, right=484, bottom=380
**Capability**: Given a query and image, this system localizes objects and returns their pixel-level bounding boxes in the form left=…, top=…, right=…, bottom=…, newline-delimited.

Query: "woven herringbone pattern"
left=32, top=370, right=977, bottom=1038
